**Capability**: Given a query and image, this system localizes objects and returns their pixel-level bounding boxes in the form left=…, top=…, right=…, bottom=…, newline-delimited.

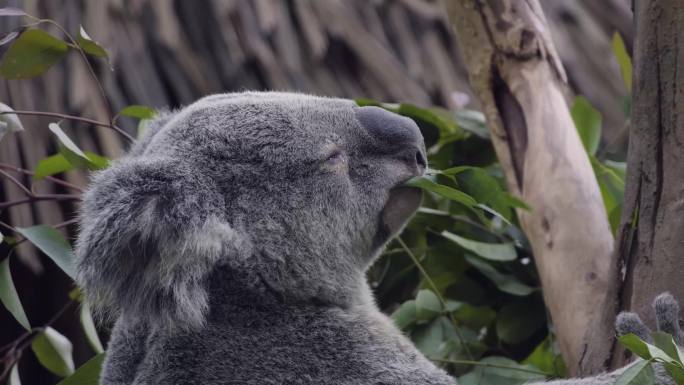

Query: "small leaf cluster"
left=618, top=333, right=684, bottom=385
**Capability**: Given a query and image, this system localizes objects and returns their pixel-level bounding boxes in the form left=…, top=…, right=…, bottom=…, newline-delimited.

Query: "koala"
left=75, top=92, right=681, bottom=385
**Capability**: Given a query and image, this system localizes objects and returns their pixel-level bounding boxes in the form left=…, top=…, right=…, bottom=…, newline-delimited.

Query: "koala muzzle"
left=356, top=106, right=427, bottom=175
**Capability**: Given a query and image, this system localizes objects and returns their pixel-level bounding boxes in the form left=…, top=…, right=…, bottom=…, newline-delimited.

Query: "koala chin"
left=75, top=92, right=673, bottom=385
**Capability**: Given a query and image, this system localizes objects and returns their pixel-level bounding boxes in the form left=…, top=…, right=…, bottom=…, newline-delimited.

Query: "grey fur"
left=75, top=92, right=679, bottom=384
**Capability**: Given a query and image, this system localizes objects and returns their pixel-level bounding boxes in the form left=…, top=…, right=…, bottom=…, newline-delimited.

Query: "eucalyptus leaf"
left=0, top=30, right=22, bottom=47
left=0, top=258, right=31, bottom=330
left=118, top=105, right=156, bottom=120
left=619, top=334, right=678, bottom=364
left=9, top=364, right=20, bottom=385
left=442, top=231, right=516, bottom=262
left=391, top=300, right=417, bottom=330
left=415, top=289, right=442, bottom=321
left=76, top=26, right=107, bottom=58
left=613, top=32, right=632, bottom=93
left=651, top=332, right=682, bottom=363
left=80, top=303, right=104, bottom=353
left=411, top=317, right=444, bottom=357
left=405, top=177, right=477, bottom=207
left=0, top=29, right=69, bottom=79
left=0, top=102, right=25, bottom=142
left=32, top=327, right=75, bottom=377
left=57, top=353, right=105, bottom=385
left=465, top=255, right=535, bottom=296
left=34, top=151, right=109, bottom=179
left=458, top=356, right=546, bottom=385
left=571, top=96, right=602, bottom=156
left=15, top=225, right=75, bottom=279
left=48, top=122, right=90, bottom=162
left=615, top=359, right=654, bottom=385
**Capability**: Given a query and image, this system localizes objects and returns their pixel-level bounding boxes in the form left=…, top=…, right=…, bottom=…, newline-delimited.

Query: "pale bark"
left=445, top=0, right=618, bottom=376
left=612, top=0, right=684, bottom=369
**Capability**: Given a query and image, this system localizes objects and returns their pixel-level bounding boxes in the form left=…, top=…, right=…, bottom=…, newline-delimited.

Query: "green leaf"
left=615, top=359, right=654, bottom=385
left=415, top=289, right=442, bottom=321
left=76, top=26, right=107, bottom=58
left=613, top=32, right=632, bottom=93
left=0, top=102, right=25, bottom=142
left=453, top=109, right=488, bottom=138
left=523, top=337, right=567, bottom=377
left=405, top=177, right=477, bottom=207
left=442, top=231, right=516, bottom=261
left=9, top=363, right=21, bottom=385
left=34, top=151, right=109, bottom=179
left=57, top=353, right=105, bottom=385
left=501, top=192, right=531, bottom=211
left=48, top=122, right=91, bottom=162
left=652, top=332, right=682, bottom=363
left=34, top=153, right=74, bottom=179
left=118, top=105, right=156, bottom=120
left=32, top=327, right=75, bottom=377
left=458, top=356, right=547, bottom=385
left=411, top=317, right=445, bottom=357
left=80, top=303, right=104, bottom=353
left=69, top=287, right=83, bottom=302
left=0, top=258, right=31, bottom=330
left=15, top=225, right=75, bottom=279
left=620, top=334, right=654, bottom=360
left=0, top=29, right=69, bottom=79
left=619, top=333, right=678, bottom=364
left=465, top=255, right=535, bottom=296
left=663, top=362, right=684, bottom=385
left=591, top=156, right=626, bottom=233
left=391, top=300, right=417, bottom=330
left=571, top=96, right=602, bottom=156
left=453, top=303, right=496, bottom=330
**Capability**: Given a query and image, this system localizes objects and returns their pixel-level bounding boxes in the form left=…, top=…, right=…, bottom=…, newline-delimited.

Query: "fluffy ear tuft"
left=75, top=156, right=248, bottom=329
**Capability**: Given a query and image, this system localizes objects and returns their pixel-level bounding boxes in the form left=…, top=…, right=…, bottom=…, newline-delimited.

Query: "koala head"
left=76, top=92, right=426, bottom=329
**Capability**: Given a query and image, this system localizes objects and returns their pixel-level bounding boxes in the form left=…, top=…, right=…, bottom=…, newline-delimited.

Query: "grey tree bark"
left=612, top=0, right=684, bottom=369
left=444, top=0, right=618, bottom=376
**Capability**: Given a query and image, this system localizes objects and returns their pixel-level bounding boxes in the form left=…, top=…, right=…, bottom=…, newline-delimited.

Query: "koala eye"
left=325, top=150, right=346, bottom=166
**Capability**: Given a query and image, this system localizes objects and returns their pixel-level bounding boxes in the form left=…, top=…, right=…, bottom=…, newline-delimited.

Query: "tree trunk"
left=445, top=0, right=618, bottom=376
left=612, top=0, right=684, bottom=368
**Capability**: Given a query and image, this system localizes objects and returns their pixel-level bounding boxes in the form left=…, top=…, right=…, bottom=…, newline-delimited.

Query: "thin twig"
left=0, top=110, right=133, bottom=142
left=0, top=300, right=76, bottom=382
left=52, top=218, right=79, bottom=229
left=396, top=237, right=474, bottom=359
left=38, top=18, right=115, bottom=127
left=0, top=170, right=31, bottom=196
left=0, top=162, right=84, bottom=192
left=0, top=194, right=81, bottom=210
left=428, top=357, right=552, bottom=377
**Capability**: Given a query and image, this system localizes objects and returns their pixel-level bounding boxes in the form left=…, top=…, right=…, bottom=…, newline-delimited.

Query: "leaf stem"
left=37, top=19, right=115, bottom=127
left=0, top=162, right=85, bottom=192
left=428, top=357, right=552, bottom=376
left=0, top=195, right=81, bottom=210
left=0, top=110, right=133, bottom=141
left=396, top=236, right=474, bottom=359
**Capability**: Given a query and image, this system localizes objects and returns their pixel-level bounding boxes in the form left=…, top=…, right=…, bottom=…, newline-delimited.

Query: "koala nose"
left=356, top=106, right=427, bottom=173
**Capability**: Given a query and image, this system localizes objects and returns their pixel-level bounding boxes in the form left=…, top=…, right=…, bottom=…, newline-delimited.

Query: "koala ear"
left=75, top=156, right=248, bottom=329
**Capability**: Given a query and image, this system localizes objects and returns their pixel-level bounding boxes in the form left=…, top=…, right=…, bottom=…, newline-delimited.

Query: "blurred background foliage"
left=0, top=1, right=634, bottom=384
